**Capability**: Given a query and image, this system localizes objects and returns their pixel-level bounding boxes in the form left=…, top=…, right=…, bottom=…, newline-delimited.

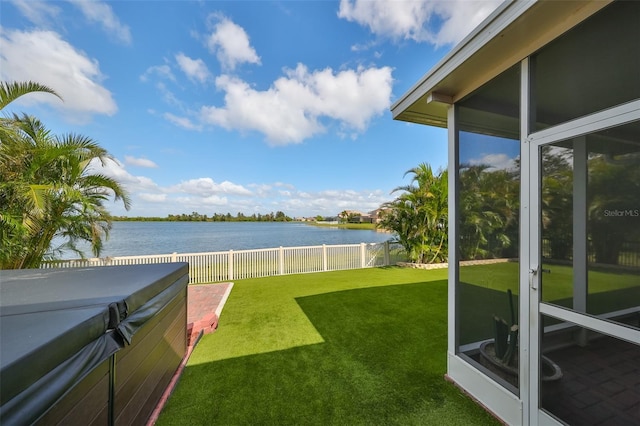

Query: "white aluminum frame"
left=446, top=62, right=526, bottom=426
left=519, top=57, right=535, bottom=425
left=527, top=93, right=640, bottom=425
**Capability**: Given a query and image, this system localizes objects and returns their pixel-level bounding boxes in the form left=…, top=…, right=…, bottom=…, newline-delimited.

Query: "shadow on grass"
left=158, top=280, right=499, bottom=425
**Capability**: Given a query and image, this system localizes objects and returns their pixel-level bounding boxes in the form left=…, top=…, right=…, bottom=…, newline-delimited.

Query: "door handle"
left=529, top=266, right=539, bottom=290
left=529, top=267, right=550, bottom=290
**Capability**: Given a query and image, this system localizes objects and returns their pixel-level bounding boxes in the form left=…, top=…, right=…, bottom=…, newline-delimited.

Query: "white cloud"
left=338, top=0, right=502, bottom=47
left=435, top=1, right=503, bottom=46
left=275, top=188, right=388, bottom=216
left=468, top=153, right=517, bottom=171
left=205, top=14, right=261, bottom=70
left=89, top=158, right=159, bottom=193
left=87, top=159, right=391, bottom=218
left=169, top=178, right=252, bottom=197
left=175, top=53, right=212, bottom=84
left=156, top=84, right=184, bottom=109
left=163, top=113, right=202, bottom=131
left=70, top=0, right=132, bottom=45
left=140, top=64, right=175, bottom=82
left=201, top=195, right=229, bottom=205
left=124, top=156, right=159, bottom=168
left=274, top=182, right=295, bottom=190
left=0, top=28, right=117, bottom=120
left=201, top=64, right=393, bottom=145
left=201, top=74, right=323, bottom=144
left=9, top=0, right=61, bottom=27
left=140, top=66, right=189, bottom=114
left=139, top=193, right=167, bottom=202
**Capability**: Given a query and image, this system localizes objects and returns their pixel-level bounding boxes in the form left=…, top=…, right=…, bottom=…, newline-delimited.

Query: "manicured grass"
left=460, top=261, right=639, bottom=300
left=457, top=262, right=640, bottom=344
left=157, top=267, right=499, bottom=425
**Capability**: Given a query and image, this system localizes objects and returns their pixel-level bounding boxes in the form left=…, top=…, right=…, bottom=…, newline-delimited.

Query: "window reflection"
left=541, top=121, right=640, bottom=329
left=459, top=133, right=520, bottom=261
left=455, top=64, right=520, bottom=393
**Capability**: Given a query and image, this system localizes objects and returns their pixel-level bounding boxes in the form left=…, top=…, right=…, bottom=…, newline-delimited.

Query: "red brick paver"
left=147, top=282, right=234, bottom=425
left=186, top=282, right=233, bottom=345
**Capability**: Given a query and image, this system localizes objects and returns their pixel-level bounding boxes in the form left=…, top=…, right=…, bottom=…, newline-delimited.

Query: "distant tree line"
left=114, top=211, right=293, bottom=222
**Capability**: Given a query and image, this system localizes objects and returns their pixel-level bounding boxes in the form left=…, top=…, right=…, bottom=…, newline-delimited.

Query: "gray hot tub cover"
left=0, top=262, right=189, bottom=425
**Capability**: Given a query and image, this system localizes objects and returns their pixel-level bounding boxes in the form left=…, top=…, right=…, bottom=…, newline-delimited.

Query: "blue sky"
left=1, top=0, right=502, bottom=218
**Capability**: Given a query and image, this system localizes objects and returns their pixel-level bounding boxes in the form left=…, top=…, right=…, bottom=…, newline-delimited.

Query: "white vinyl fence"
left=43, top=241, right=408, bottom=284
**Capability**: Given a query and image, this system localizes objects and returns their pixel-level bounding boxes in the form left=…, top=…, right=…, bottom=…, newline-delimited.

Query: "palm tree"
left=1, top=81, right=130, bottom=269
left=458, top=164, right=518, bottom=260
left=541, top=147, right=573, bottom=260
left=379, top=163, right=448, bottom=263
left=587, top=154, right=640, bottom=264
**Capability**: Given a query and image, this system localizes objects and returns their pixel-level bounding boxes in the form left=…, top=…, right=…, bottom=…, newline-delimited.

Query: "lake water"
left=59, top=221, right=393, bottom=259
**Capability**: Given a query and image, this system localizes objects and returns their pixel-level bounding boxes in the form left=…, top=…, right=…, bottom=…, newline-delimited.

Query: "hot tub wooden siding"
left=35, top=287, right=187, bottom=426
left=114, top=286, right=187, bottom=425
left=36, top=359, right=111, bottom=425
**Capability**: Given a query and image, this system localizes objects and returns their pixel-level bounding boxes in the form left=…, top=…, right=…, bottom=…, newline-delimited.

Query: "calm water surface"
left=60, top=221, right=392, bottom=259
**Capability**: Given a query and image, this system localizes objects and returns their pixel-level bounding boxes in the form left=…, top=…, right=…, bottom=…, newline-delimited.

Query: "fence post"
left=172, top=252, right=177, bottom=262
left=360, top=243, right=366, bottom=268
left=228, top=250, right=234, bottom=280
left=323, top=244, right=328, bottom=271
left=279, top=246, right=285, bottom=275
left=384, top=241, right=390, bottom=266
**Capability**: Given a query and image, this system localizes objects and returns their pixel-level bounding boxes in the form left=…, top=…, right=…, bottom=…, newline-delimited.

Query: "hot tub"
left=0, top=263, right=189, bottom=425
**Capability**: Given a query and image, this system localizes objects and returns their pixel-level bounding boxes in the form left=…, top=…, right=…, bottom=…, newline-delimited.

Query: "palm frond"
left=0, top=81, right=62, bottom=111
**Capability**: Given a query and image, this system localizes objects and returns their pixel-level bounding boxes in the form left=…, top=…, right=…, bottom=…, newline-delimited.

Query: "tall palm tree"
left=1, top=81, right=130, bottom=269
left=1, top=81, right=61, bottom=210
left=458, top=164, right=519, bottom=260
left=379, top=163, right=448, bottom=263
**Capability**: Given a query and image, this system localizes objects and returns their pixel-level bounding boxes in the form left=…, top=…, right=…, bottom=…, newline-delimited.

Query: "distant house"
left=338, top=210, right=375, bottom=224
left=392, top=1, right=639, bottom=425
left=296, top=217, right=315, bottom=222
left=369, top=208, right=389, bottom=224
left=354, top=213, right=374, bottom=224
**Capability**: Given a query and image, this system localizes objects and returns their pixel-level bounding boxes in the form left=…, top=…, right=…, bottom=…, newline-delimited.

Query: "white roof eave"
left=391, top=0, right=609, bottom=128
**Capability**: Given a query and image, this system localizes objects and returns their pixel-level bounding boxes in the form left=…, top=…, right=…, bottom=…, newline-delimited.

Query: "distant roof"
left=391, top=0, right=609, bottom=128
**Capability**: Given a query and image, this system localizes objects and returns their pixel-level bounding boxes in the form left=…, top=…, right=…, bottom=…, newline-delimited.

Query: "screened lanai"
left=392, top=1, right=639, bottom=425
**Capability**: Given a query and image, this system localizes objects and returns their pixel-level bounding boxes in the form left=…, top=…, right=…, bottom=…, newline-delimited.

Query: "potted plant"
left=479, top=289, right=562, bottom=389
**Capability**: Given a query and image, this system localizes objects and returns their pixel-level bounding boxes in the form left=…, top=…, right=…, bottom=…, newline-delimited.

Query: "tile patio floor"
left=542, top=335, right=640, bottom=425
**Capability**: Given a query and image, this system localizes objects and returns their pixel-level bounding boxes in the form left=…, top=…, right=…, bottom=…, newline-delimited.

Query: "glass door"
left=529, top=115, right=640, bottom=425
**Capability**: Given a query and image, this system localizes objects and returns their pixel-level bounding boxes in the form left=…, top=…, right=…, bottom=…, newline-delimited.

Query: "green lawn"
left=460, top=261, right=639, bottom=300
left=459, top=261, right=640, bottom=316
left=157, top=267, right=499, bottom=426
left=458, top=261, right=640, bottom=344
